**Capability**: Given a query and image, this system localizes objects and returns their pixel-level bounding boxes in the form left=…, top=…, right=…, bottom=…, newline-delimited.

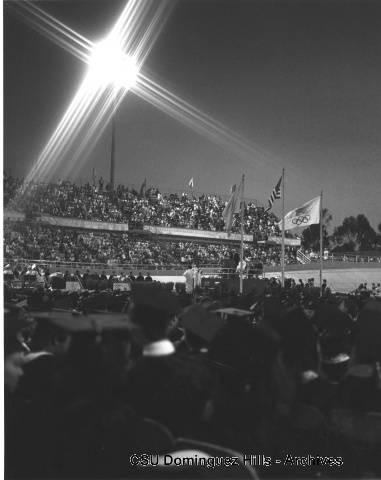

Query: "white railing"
left=3, top=258, right=226, bottom=274
left=297, top=252, right=381, bottom=264
left=4, top=254, right=381, bottom=277
left=331, top=253, right=381, bottom=263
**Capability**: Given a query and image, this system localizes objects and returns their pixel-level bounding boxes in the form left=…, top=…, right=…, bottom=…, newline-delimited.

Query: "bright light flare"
left=88, top=36, right=139, bottom=89
left=10, top=0, right=312, bottom=206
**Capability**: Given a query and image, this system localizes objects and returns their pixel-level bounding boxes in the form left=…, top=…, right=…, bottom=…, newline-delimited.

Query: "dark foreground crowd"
left=4, top=279, right=381, bottom=479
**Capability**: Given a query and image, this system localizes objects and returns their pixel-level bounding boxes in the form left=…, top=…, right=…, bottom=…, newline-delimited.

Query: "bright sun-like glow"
left=15, top=0, right=288, bottom=201
left=88, top=36, right=139, bottom=89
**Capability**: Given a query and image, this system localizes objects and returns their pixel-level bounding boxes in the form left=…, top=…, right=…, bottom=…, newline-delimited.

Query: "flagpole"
left=319, top=190, right=323, bottom=295
left=239, top=174, right=245, bottom=295
left=281, top=168, right=285, bottom=287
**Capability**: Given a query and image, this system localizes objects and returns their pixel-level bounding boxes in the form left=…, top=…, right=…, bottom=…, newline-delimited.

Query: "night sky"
left=4, top=0, right=381, bottom=229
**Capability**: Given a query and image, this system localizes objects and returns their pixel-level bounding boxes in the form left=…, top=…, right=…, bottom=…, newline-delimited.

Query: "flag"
left=188, top=177, right=194, bottom=189
left=279, top=196, right=321, bottom=230
left=223, top=180, right=243, bottom=234
left=266, top=176, right=282, bottom=211
left=140, top=178, right=147, bottom=196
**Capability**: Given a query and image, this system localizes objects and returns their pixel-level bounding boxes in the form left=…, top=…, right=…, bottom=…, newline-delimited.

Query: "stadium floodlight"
left=15, top=0, right=281, bottom=197
left=88, top=36, right=139, bottom=90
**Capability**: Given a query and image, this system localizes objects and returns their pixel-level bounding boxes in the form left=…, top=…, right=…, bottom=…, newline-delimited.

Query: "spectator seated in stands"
left=4, top=175, right=281, bottom=236
left=4, top=220, right=298, bottom=268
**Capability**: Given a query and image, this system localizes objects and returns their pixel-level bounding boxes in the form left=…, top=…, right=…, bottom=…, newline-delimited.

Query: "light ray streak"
left=10, top=0, right=314, bottom=207
left=14, top=1, right=92, bottom=49
left=133, top=73, right=320, bottom=196
left=20, top=76, right=105, bottom=191
left=13, top=0, right=172, bottom=203
left=133, top=73, right=282, bottom=173
left=108, top=0, right=173, bottom=67
left=66, top=89, right=127, bottom=178
left=112, top=0, right=150, bottom=47
left=130, top=1, right=174, bottom=66
left=14, top=0, right=291, bottom=180
left=10, top=0, right=281, bottom=183
left=8, top=0, right=173, bottom=68
left=8, top=1, right=92, bottom=63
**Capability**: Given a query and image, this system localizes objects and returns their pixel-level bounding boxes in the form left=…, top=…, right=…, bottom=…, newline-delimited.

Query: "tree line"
left=301, top=211, right=381, bottom=253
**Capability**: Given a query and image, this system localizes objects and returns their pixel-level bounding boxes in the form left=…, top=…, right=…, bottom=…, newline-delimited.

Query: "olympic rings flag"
left=278, top=196, right=321, bottom=231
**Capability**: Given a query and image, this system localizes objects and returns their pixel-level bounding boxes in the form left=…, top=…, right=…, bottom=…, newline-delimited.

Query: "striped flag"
left=188, top=177, right=194, bottom=189
left=223, top=180, right=243, bottom=234
left=266, top=176, right=282, bottom=211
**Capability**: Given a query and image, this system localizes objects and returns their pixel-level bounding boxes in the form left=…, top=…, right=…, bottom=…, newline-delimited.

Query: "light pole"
left=110, top=110, right=116, bottom=190
left=88, top=36, right=139, bottom=191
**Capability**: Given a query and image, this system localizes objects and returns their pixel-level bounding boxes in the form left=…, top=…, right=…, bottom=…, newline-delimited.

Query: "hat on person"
left=314, top=303, right=353, bottom=336
left=354, top=299, right=381, bottom=363
left=322, top=353, right=351, bottom=365
left=274, top=306, right=319, bottom=372
left=180, top=305, right=225, bottom=343
left=4, top=303, right=34, bottom=354
left=346, top=364, right=374, bottom=379
left=302, top=293, right=320, bottom=310
left=263, top=296, right=285, bottom=324
left=212, top=307, right=253, bottom=319
left=32, top=310, right=131, bottom=334
left=131, top=283, right=180, bottom=316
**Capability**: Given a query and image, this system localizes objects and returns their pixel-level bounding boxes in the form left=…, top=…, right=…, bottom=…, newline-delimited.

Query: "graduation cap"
left=322, top=353, right=350, bottom=365
left=32, top=310, right=131, bottom=334
left=131, top=283, right=180, bottom=315
left=314, top=303, right=353, bottom=335
left=273, top=306, right=320, bottom=372
left=263, top=296, right=285, bottom=323
left=212, top=307, right=253, bottom=318
left=179, top=305, right=225, bottom=343
left=4, top=303, right=34, bottom=354
left=355, top=299, right=381, bottom=363
left=362, top=298, right=381, bottom=314
left=347, top=364, right=374, bottom=379
left=302, top=295, right=320, bottom=310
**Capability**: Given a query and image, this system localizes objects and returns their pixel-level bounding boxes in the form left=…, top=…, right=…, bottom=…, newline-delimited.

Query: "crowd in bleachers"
left=4, top=279, right=381, bottom=479
left=4, top=174, right=280, bottom=236
left=4, top=220, right=298, bottom=267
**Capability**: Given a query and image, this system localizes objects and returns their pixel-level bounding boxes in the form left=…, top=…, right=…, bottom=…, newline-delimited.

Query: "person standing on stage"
left=183, top=263, right=201, bottom=294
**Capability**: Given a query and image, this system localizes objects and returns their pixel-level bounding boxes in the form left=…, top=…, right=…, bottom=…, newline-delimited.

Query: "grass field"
left=263, top=267, right=381, bottom=293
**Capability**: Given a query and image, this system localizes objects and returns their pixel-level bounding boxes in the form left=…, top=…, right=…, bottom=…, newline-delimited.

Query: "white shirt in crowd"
left=236, top=260, right=247, bottom=273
